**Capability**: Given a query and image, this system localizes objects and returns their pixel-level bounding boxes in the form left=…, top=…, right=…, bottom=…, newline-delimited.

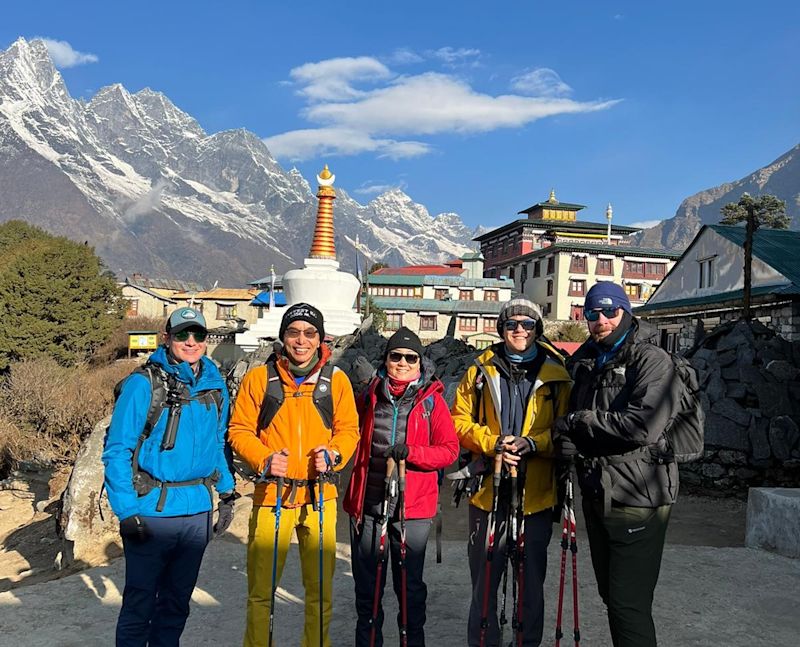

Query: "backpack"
left=230, top=358, right=335, bottom=480
left=664, top=353, right=705, bottom=463
left=418, top=393, right=444, bottom=563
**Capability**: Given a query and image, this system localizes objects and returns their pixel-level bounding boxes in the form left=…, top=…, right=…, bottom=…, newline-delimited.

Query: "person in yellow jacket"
left=451, top=297, right=571, bottom=647
left=228, top=303, right=359, bottom=647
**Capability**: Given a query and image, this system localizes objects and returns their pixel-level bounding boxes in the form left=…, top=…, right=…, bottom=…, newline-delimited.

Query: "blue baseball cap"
left=166, top=307, right=207, bottom=334
left=584, top=282, right=632, bottom=314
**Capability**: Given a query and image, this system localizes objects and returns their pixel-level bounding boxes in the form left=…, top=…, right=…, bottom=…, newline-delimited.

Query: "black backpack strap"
left=257, top=359, right=285, bottom=431
left=312, top=363, right=336, bottom=430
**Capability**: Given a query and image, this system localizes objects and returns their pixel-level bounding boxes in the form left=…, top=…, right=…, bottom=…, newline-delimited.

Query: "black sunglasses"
left=173, top=329, right=208, bottom=342
left=388, top=351, right=420, bottom=364
left=502, top=319, right=537, bottom=332
left=584, top=307, right=621, bottom=322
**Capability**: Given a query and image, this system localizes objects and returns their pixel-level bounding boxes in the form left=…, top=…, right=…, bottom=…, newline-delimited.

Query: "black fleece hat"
left=279, top=302, right=325, bottom=340
left=384, top=326, right=424, bottom=359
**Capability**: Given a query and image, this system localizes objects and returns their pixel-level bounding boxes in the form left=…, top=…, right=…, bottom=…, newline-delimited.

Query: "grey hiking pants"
left=467, top=503, right=552, bottom=647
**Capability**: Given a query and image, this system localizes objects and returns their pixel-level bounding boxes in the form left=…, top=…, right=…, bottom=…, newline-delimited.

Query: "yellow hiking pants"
left=243, top=502, right=337, bottom=647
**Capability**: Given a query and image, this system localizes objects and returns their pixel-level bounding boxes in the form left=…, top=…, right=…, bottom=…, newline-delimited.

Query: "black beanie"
left=279, top=302, right=325, bottom=340
left=384, top=326, right=424, bottom=359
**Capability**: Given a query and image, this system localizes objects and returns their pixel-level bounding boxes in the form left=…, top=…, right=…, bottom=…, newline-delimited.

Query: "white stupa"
left=236, top=165, right=361, bottom=350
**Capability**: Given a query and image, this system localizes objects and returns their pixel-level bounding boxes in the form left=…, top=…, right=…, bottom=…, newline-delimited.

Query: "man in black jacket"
left=553, top=281, right=681, bottom=647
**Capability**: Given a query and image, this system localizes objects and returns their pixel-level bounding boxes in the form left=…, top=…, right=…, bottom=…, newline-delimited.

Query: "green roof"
left=710, top=224, right=800, bottom=285
left=636, top=283, right=800, bottom=313
left=519, top=201, right=587, bottom=214
left=367, top=297, right=505, bottom=314
left=367, top=274, right=514, bottom=288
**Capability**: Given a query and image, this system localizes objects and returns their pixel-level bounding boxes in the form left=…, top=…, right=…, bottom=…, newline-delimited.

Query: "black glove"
left=119, top=515, right=151, bottom=543
left=552, top=415, right=572, bottom=440
left=213, top=492, right=237, bottom=537
left=554, top=435, right=579, bottom=462
left=383, top=443, right=409, bottom=461
left=502, top=436, right=536, bottom=456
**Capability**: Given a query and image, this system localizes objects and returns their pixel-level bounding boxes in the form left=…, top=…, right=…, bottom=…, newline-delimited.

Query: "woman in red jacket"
left=344, top=327, right=459, bottom=647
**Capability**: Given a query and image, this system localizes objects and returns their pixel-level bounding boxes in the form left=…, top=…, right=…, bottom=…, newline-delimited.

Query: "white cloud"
left=37, top=38, right=98, bottom=68
left=511, top=68, right=572, bottom=97
left=430, top=47, right=481, bottom=67
left=267, top=55, right=620, bottom=160
left=630, top=219, right=663, bottom=229
left=289, top=56, right=391, bottom=101
left=354, top=180, right=408, bottom=196
left=388, top=48, right=423, bottom=65
left=264, top=127, right=431, bottom=162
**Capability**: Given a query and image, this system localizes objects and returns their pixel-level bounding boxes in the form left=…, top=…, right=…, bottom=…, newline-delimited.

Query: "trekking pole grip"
left=493, top=450, right=504, bottom=489
left=386, top=456, right=396, bottom=479
left=398, top=459, right=406, bottom=493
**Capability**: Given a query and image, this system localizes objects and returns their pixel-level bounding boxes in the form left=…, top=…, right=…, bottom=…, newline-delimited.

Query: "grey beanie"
left=497, top=297, right=543, bottom=337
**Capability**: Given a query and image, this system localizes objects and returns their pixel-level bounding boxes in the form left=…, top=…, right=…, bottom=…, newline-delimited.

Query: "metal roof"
left=710, top=224, right=800, bottom=286
left=473, top=218, right=641, bottom=241
left=122, top=281, right=177, bottom=303
left=251, top=290, right=287, bottom=306
left=367, top=274, right=514, bottom=288
left=636, top=283, right=800, bottom=313
left=367, top=297, right=506, bottom=314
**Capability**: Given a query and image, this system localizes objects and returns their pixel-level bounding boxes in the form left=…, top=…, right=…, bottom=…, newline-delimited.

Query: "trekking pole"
left=555, top=469, right=569, bottom=647
left=514, top=473, right=526, bottom=647
left=567, top=472, right=581, bottom=646
left=479, top=450, right=504, bottom=647
left=501, top=464, right=518, bottom=647
left=318, top=450, right=332, bottom=647
left=369, top=457, right=397, bottom=647
left=398, top=458, right=408, bottom=647
left=268, top=476, right=285, bottom=647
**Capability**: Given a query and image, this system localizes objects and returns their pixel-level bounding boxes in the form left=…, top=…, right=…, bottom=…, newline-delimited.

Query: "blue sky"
left=3, top=1, right=799, bottom=231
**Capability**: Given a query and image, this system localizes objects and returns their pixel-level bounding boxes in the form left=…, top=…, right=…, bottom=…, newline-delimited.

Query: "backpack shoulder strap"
left=312, top=363, right=336, bottom=430
left=257, top=359, right=285, bottom=431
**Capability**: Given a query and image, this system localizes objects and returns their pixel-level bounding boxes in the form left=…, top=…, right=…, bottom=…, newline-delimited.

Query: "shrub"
left=550, top=321, right=589, bottom=343
left=92, top=316, right=164, bottom=365
left=0, top=358, right=136, bottom=469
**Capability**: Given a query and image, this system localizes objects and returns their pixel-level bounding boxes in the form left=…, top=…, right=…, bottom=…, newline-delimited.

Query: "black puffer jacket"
left=566, top=318, right=681, bottom=511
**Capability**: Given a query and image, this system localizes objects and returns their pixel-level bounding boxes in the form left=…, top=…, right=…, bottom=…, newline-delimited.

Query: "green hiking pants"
left=582, top=499, right=672, bottom=647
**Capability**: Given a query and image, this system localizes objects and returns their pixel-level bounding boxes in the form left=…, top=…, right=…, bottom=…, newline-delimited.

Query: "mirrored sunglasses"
left=584, top=307, right=621, bottom=322
left=173, top=329, right=207, bottom=342
left=388, top=351, right=420, bottom=364
left=502, top=319, right=537, bottom=332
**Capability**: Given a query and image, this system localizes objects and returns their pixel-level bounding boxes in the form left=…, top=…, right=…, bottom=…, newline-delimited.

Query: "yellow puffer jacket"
left=228, top=346, right=360, bottom=507
left=451, top=342, right=571, bottom=515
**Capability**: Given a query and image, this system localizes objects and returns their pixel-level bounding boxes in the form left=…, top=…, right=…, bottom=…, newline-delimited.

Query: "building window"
left=509, top=266, right=515, bottom=281
left=596, top=258, right=613, bottom=275
left=459, top=289, right=473, bottom=301
left=520, top=264, right=528, bottom=286
left=459, top=317, right=478, bottom=332
left=645, top=262, right=666, bottom=278
left=569, top=255, right=587, bottom=273
left=435, top=288, right=449, bottom=300
left=624, top=283, right=641, bottom=300
left=484, top=289, right=498, bottom=302
left=533, top=261, right=540, bottom=278
left=386, top=313, right=403, bottom=330
left=623, top=261, right=644, bottom=278
left=547, top=257, right=555, bottom=274
left=216, top=304, right=235, bottom=319
left=698, top=258, right=715, bottom=288
left=568, top=280, right=585, bottom=296
left=126, top=298, right=139, bottom=317
left=419, top=315, right=437, bottom=331
left=544, top=302, right=552, bottom=316
left=483, top=317, right=497, bottom=332
left=570, top=305, right=584, bottom=321
left=546, top=280, right=554, bottom=297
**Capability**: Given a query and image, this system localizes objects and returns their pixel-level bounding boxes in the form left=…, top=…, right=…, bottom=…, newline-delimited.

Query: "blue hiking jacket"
left=102, top=346, right=235, bottom=520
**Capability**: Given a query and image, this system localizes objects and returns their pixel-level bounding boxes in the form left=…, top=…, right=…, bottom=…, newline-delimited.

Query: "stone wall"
left=682, top=320, right=800, bottom=492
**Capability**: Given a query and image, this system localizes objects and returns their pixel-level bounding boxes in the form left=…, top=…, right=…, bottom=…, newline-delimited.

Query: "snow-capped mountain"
left=0, top=38, right=478, bottom=284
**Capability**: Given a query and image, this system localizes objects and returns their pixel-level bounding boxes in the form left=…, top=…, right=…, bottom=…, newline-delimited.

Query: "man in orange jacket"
left=229, top=303, right=360, bottom=647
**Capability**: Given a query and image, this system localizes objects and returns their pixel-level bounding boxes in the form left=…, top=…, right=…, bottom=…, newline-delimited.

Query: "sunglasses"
left=173, top=329, right=207, bottom=342
left=584, top=307, right=621, bottom=322
left=502, top=319, right=537, bottom=332
left=285, top=327, right=319, bottom=339
left=388, top=351, right=420, bottom=364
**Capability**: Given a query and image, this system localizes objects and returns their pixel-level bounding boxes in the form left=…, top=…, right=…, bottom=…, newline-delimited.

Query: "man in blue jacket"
left=103, top=307, right=236, bottom=647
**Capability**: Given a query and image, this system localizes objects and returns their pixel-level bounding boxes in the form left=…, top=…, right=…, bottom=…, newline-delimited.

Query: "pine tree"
left=0, top=221, right=124, bottom=369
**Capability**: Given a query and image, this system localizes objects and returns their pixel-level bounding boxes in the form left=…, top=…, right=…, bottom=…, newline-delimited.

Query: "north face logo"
left=598, top=297, right=613, bottom=306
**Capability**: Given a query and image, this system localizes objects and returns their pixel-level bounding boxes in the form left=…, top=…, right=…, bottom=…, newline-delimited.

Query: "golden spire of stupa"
left=309, top=164, right=337, bottom=259
left=548, top=188, right=559, bottom=204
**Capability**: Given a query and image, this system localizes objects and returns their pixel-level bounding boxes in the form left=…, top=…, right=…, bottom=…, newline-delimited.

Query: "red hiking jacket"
left=344, top=374, right=459, bottom=524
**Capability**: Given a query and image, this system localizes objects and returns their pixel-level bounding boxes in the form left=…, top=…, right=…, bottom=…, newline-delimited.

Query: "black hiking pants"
left=350, top=513, right=432, bottom=647
left=582, top=499, right=672, bottom=647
